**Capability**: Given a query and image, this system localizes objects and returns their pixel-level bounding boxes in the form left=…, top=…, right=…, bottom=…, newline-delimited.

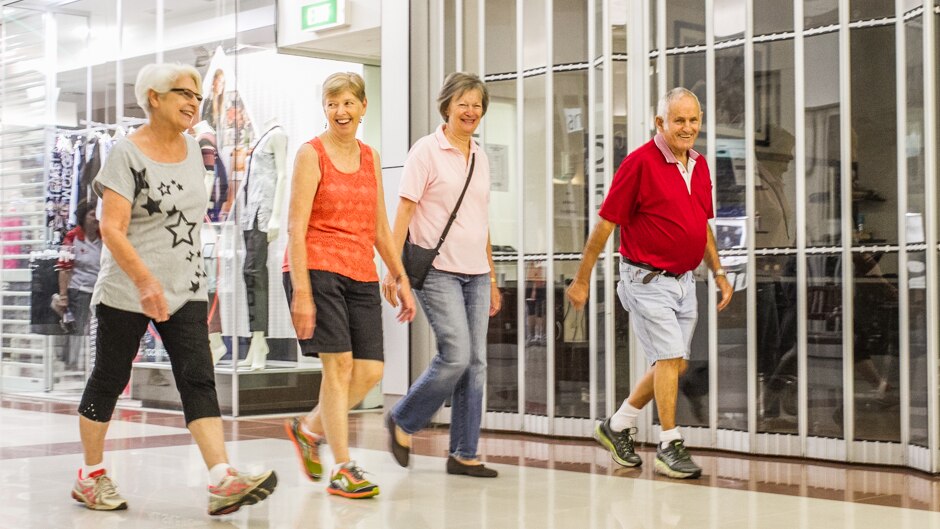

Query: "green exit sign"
left=301, top=0, right=348, bottom=32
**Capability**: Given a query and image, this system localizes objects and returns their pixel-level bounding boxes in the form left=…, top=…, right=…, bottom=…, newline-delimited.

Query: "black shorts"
left=283, top=270, right=384, bottom=361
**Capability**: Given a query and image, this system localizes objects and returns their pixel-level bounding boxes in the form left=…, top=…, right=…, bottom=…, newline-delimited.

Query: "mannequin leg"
left=209, top=332, right=227, bottom=365
left=237, top=331, right=269, bottom=370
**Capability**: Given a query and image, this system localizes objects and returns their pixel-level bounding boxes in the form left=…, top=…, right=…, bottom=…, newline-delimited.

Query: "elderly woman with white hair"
left=72, top=63, right=277, bottom=516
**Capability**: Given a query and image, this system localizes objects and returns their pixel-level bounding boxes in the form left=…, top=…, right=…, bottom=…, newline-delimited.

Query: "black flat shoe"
left=386, top=414, right=410, bottom=467
left=446, top=456, right=498, bottom=478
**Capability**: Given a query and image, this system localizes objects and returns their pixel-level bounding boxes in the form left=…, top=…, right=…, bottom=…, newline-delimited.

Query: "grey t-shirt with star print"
left=91, top=135, right=209, bottom=315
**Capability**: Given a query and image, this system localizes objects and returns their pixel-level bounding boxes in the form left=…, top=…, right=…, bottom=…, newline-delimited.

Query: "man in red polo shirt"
left=566, top=87, right=733, bottom=479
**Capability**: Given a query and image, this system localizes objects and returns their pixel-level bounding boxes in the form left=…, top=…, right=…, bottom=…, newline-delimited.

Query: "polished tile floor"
left=2, top=395, right=940, bottom=528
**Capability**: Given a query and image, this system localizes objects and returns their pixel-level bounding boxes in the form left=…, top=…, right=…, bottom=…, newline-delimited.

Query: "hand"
left=381, top=272, right=400, bottom=307
left=51, top=294, right=68, bottom=316
left=396, top=279, right=417, bottom=323
left=266, top=221, right=279, bottom=242
left=565, top=279, right=589, bottom=311
left=291, top=292, right=316, bottom=339
left=137, top=277, right=169, bottom=322
left=716, top=275, right=733, bottom=312
left=489, top=281, right=502, bottom=316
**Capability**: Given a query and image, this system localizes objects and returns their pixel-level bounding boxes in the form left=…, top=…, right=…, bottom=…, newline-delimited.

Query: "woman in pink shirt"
left=384, top=72, right=502, bottom=477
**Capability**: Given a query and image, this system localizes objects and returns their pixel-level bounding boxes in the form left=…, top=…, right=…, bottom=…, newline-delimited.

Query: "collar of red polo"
left=654, top=133, right=700, bottom=165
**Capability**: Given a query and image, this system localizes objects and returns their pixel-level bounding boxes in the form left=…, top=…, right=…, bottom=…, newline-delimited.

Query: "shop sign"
left=301, top=0, right=348, bottom=32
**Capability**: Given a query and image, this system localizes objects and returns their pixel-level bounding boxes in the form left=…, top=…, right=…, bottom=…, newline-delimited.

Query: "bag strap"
left=432, top=152, right=475, bottom=252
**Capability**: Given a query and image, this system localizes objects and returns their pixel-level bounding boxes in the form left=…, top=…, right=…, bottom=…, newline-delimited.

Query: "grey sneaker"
left=654, top=439, right=702, bottom=479
left=594, top=419, right=642, bottom=467
left=71, top=469, right=128, bottom=511
left=208, top=468, right=278, bottom=516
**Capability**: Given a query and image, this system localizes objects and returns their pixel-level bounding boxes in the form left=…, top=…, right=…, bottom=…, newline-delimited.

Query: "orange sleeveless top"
left=284, top=137, right=378, bottom=282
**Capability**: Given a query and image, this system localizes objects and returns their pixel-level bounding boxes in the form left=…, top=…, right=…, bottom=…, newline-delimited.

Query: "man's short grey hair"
left=656, top=87, right=701, bottom=121
left=135, top=63, right=202, bottom=117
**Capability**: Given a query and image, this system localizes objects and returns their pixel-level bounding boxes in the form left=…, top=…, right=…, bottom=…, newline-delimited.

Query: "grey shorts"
left=617, top=261, right=698, bottom=365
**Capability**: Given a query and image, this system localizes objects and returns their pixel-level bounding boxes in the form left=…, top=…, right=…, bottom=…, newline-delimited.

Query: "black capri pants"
left=78, top=301, right=221, bottom=424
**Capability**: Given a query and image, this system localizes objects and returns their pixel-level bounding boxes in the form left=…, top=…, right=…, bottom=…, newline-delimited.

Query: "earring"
left=359, top=118, right=363, bottom=124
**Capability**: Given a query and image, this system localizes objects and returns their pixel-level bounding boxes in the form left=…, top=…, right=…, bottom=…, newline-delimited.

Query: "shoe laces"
left=613, top=427, right=636, bottom=453
left=342, top=464, right=367, bottom=481
left=94, top=475, right=118, bottom=497
left=669, top=440, right=690, bottom=459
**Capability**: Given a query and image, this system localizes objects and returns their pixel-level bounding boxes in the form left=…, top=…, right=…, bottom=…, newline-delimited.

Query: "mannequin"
left=237, top=118, right=288, bottom=370
left=195, top=120, right=229, bottom=366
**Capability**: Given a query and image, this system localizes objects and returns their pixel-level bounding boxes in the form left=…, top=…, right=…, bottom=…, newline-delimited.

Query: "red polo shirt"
left=598, top=134, right=714, bottom=275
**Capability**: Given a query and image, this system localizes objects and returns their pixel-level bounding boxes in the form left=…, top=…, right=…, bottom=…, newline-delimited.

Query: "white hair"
left=656, top=87, right=701, bottom=121
left=135, top=63, right=202, bottom=117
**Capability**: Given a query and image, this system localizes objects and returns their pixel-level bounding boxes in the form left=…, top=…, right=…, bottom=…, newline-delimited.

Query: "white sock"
left=609, top=401, right=641, bottom=432
left=660, top=428, right=682, bottom=449
left=209, top=463, right=233, bottom=485
left=82, top=462, right=105, bottom=478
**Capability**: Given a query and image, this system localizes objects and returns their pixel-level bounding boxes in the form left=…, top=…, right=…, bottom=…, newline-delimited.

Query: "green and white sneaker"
left=285, top=417, right=325, bottom=480
left=655, top=439, right=702, bottom=479
left=327, top=462, right=379, bottom=499
left=594, top=419, right=642, bottom=467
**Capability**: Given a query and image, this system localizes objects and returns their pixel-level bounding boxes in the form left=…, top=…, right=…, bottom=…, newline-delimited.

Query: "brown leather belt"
left=622, top=257, right=684, bottom=284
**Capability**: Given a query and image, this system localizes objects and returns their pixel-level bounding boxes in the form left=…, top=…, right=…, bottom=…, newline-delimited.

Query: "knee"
left=358, top=362, right=384, bottom=388
left=323, top=355, right=355, bottom=384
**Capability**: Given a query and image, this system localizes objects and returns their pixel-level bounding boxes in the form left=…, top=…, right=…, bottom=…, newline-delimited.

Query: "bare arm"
left=486, top=233, right=502, bottom=316
left=99, top=188, right=168, bottom=321
left=704, top=225, right=733, bottom=311
left=372, top=150, right=415, bottom=322
left=286, top=143, right=320, bottom=339
left=565, top=218, right=617, bottom=310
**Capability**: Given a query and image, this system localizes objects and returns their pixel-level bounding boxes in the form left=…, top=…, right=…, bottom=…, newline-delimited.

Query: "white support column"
left=544, top=0, right=556, bottom=432
left=793, top=0, right=810, bottom=456
left=894, top=0, right=911, bottom=462
left=922, top=0, right=939, bottom=473
left=838, top=0, right=855, bottom=460
left=380, top=0, right=411, bottom=397
left=586, top=0, right=597, bottom=424
left=515, top=0, right=526, bottom=431
left=704, top=0, right=718, bottom=445
left=743, top=0, right=758, bottom=448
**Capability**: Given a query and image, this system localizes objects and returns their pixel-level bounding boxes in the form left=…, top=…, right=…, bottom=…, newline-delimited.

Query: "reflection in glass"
left=713, top=45, right=746, bottom=431
left=666, top=0, right=706, bottom=48
left=714, top=0, right=745, bottom=42
left=613, top=259, right=631, bottom=405
left=806, top=253, right=843, bottom=439
left=444, top=0, right=455, bottom=76
left=487, top=262, right=519, bottom=413
left=756, top=255, right=798, bottom=434
left=908, top=253, right=928, bottom=446
left=463, top=0, right=480, bottom=74
left=593, top=258, right=609, bottom=419
left=485, top=0, right=516, bottom=75
left=754, top=40, right=796, bottom=250
left=851, top=26, right=897, bottom=246
left=805, top=0, right=839, bottom=28
left=554, top=0, right=588, bottom=64
left=849, top=0, right=893, bottom=21
left=523, top=76, right=547, bottom=254
left=754, top=0, right=794, bottom=35
left=485, top=80, right=519, bottom=252
left=678, top=279, right=710, bottom=428
left=523, top=0, right=547, bottom=69
left=555, top=260, right=590, bottom=418
left=552, top=71, right=589, bottom=254
left=524, top=260, right=548, bottom=415
left=852, top=252, right=899, bottom=442
left=804, top=33, right=841, bottom=247
left=666, top=51, right=707, bottom=155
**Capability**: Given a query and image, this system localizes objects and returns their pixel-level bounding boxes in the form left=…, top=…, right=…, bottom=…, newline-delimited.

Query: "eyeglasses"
left=168, top=88, right=203, bottom=103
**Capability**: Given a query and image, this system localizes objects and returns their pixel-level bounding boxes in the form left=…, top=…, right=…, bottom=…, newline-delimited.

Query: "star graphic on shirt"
left=164, top=206, right=196, bottom=248
left=131, top=167, right=149, bottom=198
left=186, top=250, right=196, bottom=262
left=142, top=196, right=162, bottom=216
left=189, top=280, right=200, bottom=293
left=172, top=179, right=183, bottom=191
left=158, top=182, right=172, bottom=196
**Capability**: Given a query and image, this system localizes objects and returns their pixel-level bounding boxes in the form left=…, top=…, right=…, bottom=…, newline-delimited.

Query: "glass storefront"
left=419, top=0, right=939, bottom=470
left=0, top=0, right=373, bottom=416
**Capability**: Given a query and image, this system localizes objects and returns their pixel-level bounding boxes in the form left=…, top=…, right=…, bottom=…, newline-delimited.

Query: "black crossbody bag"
left=402, top=153, right=476, bottom=290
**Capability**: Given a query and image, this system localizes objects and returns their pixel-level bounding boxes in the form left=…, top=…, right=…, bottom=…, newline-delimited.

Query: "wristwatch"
left=713, top=268, right=727, bottom=278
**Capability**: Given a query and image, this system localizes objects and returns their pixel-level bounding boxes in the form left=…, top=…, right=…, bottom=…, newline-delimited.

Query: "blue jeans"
left=392, top=268, right=490, bottom=459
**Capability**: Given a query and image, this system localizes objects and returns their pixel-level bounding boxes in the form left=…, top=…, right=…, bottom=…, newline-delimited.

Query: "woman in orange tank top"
left=282, top=72, right=415, bottom=499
